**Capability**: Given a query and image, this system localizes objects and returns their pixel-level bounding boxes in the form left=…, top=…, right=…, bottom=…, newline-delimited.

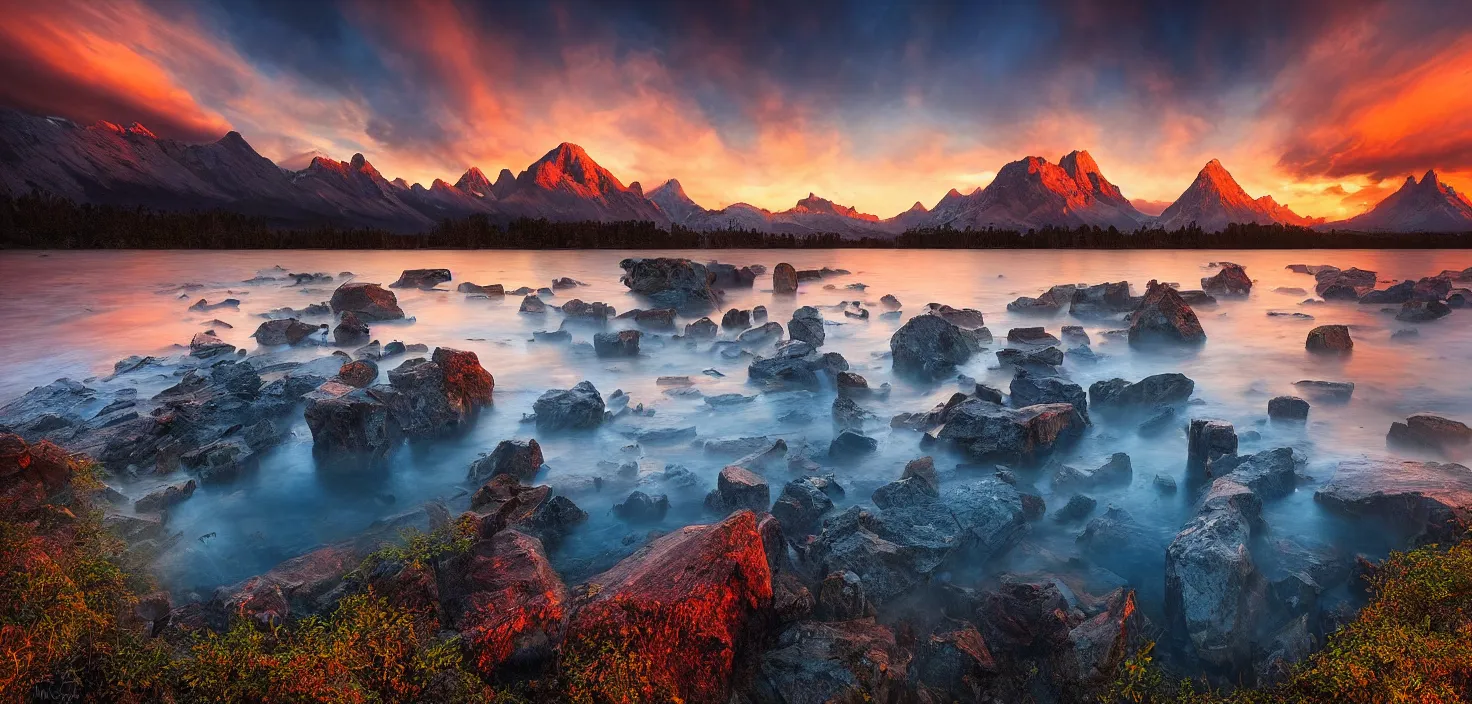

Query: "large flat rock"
left=1315, top=457, right=1472, bottom=543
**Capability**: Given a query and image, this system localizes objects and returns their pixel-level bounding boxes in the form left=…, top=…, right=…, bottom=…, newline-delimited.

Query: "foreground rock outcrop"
left=559, top=510, right=773, bottom=704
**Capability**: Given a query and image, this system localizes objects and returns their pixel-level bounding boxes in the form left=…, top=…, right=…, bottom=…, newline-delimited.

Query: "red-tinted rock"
left=1200, top=264, right=1252, bottom=296
left=1305, top=324, right=1353, bottom=353
left=432, top=347, right=495, bottom=411
left=335, top=359, right=378, bottom=388
left=251, top=318, right=319, bottom=346
left=330, top=282, right=405, bottom=321
left=773, top=263, right=798, bottom=293
left=0, top=433, right=76, bottom=494
left=439, top=530, right=568, bottom=673
left=755, top=618, right=911, bottom=703
left=561, top=510, right=773, bottom=704
left=1128, top=280, right=1206, bottom=346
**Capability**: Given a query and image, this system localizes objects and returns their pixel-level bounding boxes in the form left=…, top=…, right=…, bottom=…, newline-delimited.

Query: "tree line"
left=1, top=192, right=1468, bottom=249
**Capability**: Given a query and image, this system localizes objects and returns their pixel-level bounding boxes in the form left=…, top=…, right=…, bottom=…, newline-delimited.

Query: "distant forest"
left=1, top=192, right=1469, bottom=250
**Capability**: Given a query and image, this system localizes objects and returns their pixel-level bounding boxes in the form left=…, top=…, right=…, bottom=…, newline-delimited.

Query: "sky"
left=1, top=0, right=1469, bottom=221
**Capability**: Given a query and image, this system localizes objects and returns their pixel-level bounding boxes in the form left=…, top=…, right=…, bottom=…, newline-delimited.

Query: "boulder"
left=721, top=308, right=752, bottom=330
left=332, top=311, right=370, bottom=346
left=457, top=282, right=504, bottom=295
left=1069, top=281, right=1134, bottom=318
left=1357, top=280, right=1414, bottom=304
left=737, top=322, right=784, bottom=346
left=618, top=257, right=719, bottom=312
left=832, top=396, right=873, bottom=431
left=560, top=511, right=772, bottom=704
left=704, top=465, right=771, bottom=514
left=303, top=383, right=400, bottom=457
left=871, top=475, right=939, bottom=510
left=561, top=299, right=615, bottom=323
left=890, top=314, right=981, bottom=380
left=1128, top=281, right=1205, bottom=346
left=519, top=295, right=546, bottom=314
left=434, top=530, right=569, bottom=673
left=788, top=306, right=825, bottom=347
left=1413, top=276, right=1453, bottom=301
left=1061, top=325, right=1090, bottom=345
left=901, top=456, right=939, bottom=492
left=1009, top=371, right=1089, bottom=423
left=1053, top=493, right=1097, bottom=522
left=814, top=570, right=875, bottom=621
left=252, top=318, right=318, bottom=346
left=938, top=399, right=1085, bottom=464
left=829, top=430, right=878, bottom=459
left=1315, top=267, right=1377, bottom=298
left=1200, top=264, right=1252, bottom=296
left=552, top=276, right=583, bottom=290
left=754, top=619, right=910, bottom=704
left=880, top=294, right=901, bottom=309
left=835, top=371, right=870, bottom=397
left=1305, top=325, right=1353, bottom=353
left=772, top=263, right=799, bottom=293
left=329, top=282, right=405, bottom=321
left=532, top=381, right=605, bottom=431
left=1052, top=452, right=1133, bottom=490
left=1293, top=380, right=1354, bottom=401
left=612, top=490, right=670, bottom=523
left=1007, top=327, right=1060, bottom=346
left=1387, top=414, right=1472, bottom=452
left=1215, top=447, right=1300, bottom=499
left=389, top=268, right=451, bottom=289
left=1187, top=419, right=1238, bottom=466
left=707, top=262, right=757, bottom=288
left=1008, top=284, right=1076, bottom=314
left=592, top=330, right=641, bottom=357
left=468, top=439, right=544, bottom=483
left=923, top=303, right=986, bottom=329
left=134, top=479, right=197, bottom=513
left=1268, top=396, right=1310, bottom=420
left=771, top=477, right=836, bottom=535
left=1089, top=373, right=1195, bottom=407
left=683, top=317, right=718, bottom=339
left=1165, top=477, right=1263, bottom=669
left=378, top=348, right=494, bottom=437
left=1396, top=300, right=1452, bottom=322
left=1315, top=458, right=1472, bottom=544
left=189, top=331, right=234, bottom=358
left=335, top=359, right=378, bottom=388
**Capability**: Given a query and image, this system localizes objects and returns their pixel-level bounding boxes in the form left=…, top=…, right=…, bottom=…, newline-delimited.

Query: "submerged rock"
left=1316, top=457, right=1472, bottom=543
left=389, top=268, right=451, bottom=289
left=1386, top=414, right=1472, bottom=452
left=1292, top=380, right=1354, bottom=402
left=1396, top=299, right=1452, bottom=322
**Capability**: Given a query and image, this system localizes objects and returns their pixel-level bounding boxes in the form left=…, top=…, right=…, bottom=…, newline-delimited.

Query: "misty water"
left=2, top=248, right=1470, bottom=633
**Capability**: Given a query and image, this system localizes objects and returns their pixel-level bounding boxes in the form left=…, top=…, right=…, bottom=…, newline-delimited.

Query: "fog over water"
left=2, top=248, right=1469, bottom=630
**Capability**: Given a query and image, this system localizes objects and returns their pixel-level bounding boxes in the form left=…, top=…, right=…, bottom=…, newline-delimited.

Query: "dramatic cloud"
left=1, top=0, right=1468, bottom=220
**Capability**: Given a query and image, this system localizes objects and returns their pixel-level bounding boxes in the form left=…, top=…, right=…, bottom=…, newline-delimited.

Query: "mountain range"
left=2, top=108, right=1469, bottom=235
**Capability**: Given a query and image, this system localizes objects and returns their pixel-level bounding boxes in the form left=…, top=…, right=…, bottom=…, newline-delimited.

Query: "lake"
left=1, top=247, right=1469, bottom=658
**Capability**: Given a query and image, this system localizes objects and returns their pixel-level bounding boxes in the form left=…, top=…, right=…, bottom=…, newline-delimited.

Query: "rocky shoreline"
left=3, top=257, right=1471, bottom=701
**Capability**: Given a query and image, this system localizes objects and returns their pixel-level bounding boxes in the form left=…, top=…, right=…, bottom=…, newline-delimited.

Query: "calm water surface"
left=1, top=248, right=1469, bottom=617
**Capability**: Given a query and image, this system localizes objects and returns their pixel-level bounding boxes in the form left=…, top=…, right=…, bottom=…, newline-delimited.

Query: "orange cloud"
left=0, top=1, right=231, bottom=140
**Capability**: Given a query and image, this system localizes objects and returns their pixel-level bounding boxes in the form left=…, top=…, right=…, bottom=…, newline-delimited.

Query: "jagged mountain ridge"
left=1324, top=170, right=1472, bottom=233
left=0, top=107, right=1462, bottom=234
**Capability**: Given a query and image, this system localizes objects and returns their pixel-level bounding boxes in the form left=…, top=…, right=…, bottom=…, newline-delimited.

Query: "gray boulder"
left=1089, top=373, right=1195, bottom=407
left=389, top=268, right=451, bottom=289
left=467, top=439, right=544, bottom=483
left=532, top=381, right=605, bottom=431
left=618, top=257, right=718, bottom=312
left=704, top=465, right=770, bottom=514
left=788, top=306, right=825, bottom=347
left=1165, top=476, right=1264, bottom=670
left=890, top=314, right=981, bottom=380
left=593, top=330, right=641, bottom=357
left=937, top=399, right=1085, bottom=464
left=1316, top=457, right=1472, bottom=543
left=1009, top=371, right=1088, bottom=423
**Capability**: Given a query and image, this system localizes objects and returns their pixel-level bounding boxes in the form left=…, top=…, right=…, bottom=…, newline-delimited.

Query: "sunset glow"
left=1, top=0, right=1468, bottom=220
